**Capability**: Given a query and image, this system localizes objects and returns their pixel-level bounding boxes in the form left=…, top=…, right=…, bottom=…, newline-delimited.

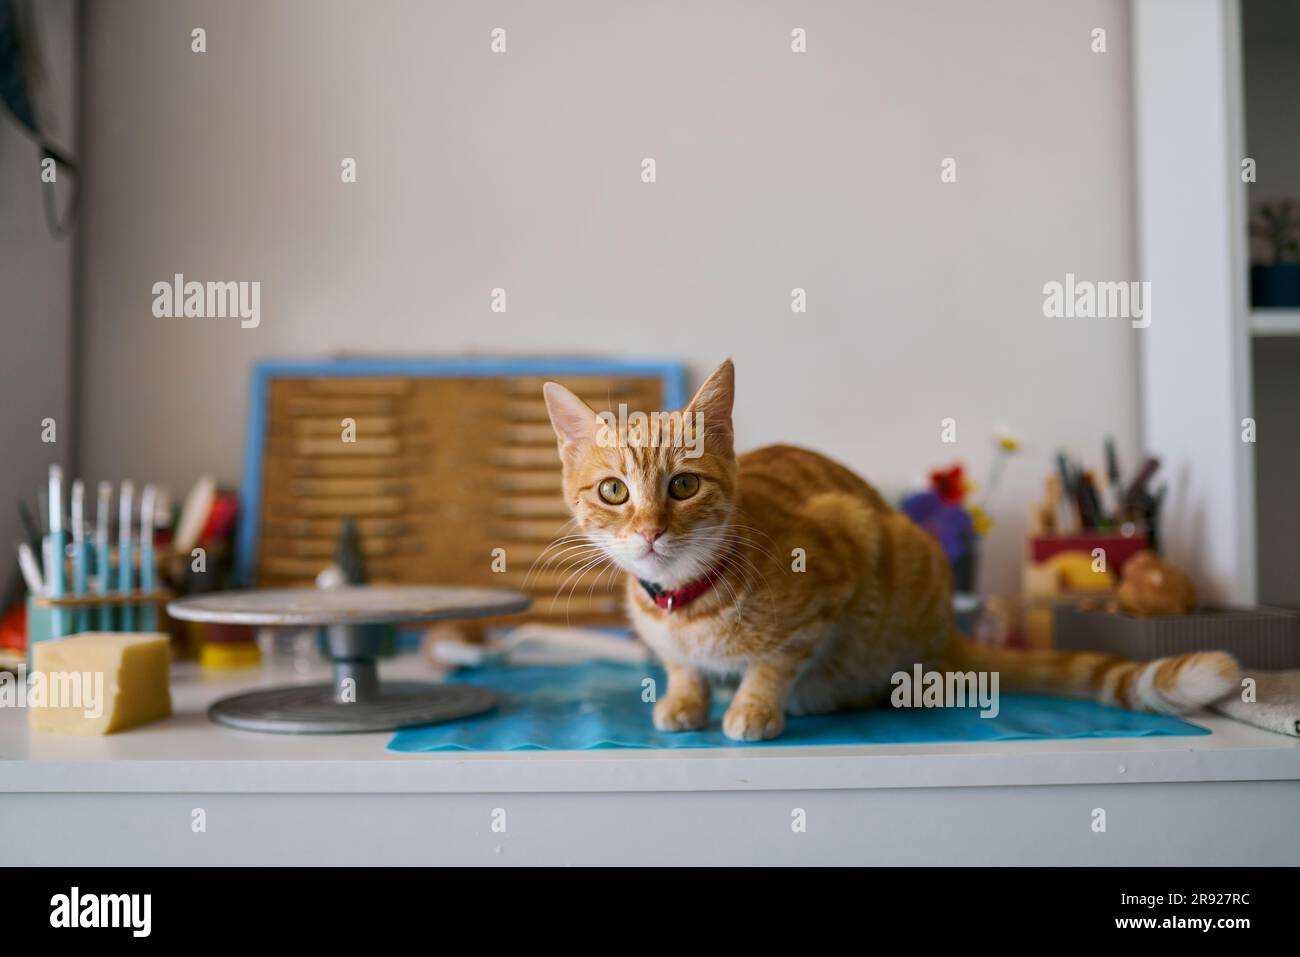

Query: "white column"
left=1132, top=0, right=1256, bottom=602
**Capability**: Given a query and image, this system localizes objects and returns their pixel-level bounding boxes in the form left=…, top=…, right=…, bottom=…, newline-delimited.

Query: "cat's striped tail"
left=943, top=634, right=1239, bottom=714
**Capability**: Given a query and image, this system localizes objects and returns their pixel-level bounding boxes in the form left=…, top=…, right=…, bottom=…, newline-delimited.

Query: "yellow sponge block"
left=29, top=632, right=172, bottom=735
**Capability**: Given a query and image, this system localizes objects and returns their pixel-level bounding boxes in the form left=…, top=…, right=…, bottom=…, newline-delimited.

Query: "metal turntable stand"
left=167, top=585, right=530, bottom=733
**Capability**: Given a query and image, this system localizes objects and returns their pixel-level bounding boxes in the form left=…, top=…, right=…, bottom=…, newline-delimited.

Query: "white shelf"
left=5, top=655, right=1299, bottom=866
left=1251, top=309, right=1300, bottom=336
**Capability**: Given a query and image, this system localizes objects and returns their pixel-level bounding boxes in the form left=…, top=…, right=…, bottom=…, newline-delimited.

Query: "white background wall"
left=0, top=0, right=77, bottom=599
left=74, top=0, right=1143, bottom=595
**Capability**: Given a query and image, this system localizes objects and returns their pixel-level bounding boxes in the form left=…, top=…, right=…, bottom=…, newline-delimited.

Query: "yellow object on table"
left=199, top=640, right=262, bottom=669
left=28, top=632, right=171, bottom=735
left=1047, top=551, right=1116, bottom=592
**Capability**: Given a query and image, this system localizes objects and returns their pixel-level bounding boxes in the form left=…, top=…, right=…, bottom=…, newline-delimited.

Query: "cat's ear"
left=543, top=382, right=600, bottom=459
left=685, top=359, right=735, bottom=450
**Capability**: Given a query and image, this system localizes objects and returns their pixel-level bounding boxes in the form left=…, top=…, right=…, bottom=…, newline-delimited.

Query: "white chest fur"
left=626, top=582, right=750, bottom=675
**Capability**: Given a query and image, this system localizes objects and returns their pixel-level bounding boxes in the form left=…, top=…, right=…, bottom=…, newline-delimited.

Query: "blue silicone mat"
left=387, top=661, right=1210, bottom=752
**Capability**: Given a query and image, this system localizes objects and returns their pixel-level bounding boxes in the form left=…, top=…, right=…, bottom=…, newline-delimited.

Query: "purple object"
left=901, top=491, right=974, bottom=564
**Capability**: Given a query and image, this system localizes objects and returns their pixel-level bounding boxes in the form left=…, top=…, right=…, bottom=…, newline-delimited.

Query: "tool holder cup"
left=26, top=587, right=171, bottom=672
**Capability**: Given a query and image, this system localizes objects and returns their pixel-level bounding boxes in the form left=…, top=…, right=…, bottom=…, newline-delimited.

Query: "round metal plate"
left=207, top=681, right=497, bottom=734
left=167, top=585, right=532, bottom=628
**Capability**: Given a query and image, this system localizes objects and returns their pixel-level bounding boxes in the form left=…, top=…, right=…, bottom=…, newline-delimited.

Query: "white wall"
left=0, top=0, right=77, bottom=597
left=77, top=0, right=1143, bottom=595
left=1132, top=0, right=1256, bottom=604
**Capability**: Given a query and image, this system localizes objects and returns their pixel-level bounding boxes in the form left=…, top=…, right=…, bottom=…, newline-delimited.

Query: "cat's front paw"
left=722, top=698, right=785, bottom=741
left=653, top=693, right=709, bottom=732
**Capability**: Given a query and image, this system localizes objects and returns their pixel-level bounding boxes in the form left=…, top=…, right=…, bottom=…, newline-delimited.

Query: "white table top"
left=4, top=652, right=1299, bottom=794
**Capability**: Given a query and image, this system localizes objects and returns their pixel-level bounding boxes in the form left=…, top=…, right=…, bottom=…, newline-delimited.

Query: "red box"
left=1029, top=532, right=1148, bottom=573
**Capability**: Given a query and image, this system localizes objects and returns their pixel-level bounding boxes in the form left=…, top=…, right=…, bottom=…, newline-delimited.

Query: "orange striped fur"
left=542, top=360, right=1239, bottom=741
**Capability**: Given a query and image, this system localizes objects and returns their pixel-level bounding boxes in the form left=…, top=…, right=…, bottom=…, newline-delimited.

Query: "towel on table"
left=388, top=661, right=1209, bottom=752
left=1211, top=669, right=1300, bottom=737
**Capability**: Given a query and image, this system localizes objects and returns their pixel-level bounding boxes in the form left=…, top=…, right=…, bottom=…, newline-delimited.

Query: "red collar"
left=638, top=560, right=728, bottom=613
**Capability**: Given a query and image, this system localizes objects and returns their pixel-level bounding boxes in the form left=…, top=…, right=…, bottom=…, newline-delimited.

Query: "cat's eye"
left=597, top=478, right=629, bottom=505
left=668, top=473, right=700, bottom=500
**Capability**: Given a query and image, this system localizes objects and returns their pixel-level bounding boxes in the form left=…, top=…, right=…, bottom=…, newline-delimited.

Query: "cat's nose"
left=639, top=528, right=665, bottom=546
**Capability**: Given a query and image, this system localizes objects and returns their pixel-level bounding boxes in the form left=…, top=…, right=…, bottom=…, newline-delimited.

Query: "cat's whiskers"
left=689, top=521, right=784, bottom=566
left=549, top=552, right=614, bottom=617
left=561, top=553, right=617, bottom=624
left=682, top=529, right=777, bottom=585
left=526, top=539, right=602, bottom=577
left=524, top=532, right=600, bottom=584
left=586, top=558, right=621, bottom=599
left=679, top=527, right=780, bottom=614
left=535, top=547, right=608, bottom=581
left=723, top=507, right=782, bottom=545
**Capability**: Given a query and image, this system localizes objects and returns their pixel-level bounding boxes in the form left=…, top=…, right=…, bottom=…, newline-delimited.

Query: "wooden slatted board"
left=250, top=369, right=671, bottom=625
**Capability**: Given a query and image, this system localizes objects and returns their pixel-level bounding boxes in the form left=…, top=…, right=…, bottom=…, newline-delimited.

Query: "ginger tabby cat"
left=542, top=360, right=1238, bottom=741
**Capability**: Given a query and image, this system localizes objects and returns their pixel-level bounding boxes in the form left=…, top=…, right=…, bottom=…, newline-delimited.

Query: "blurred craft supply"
left=969, top=594, right=1028, bottom=649
left=70, top=480, right=88, bottom=632
left=94, top=481, right=111, bottom=630
left=1034, top=441, right=1165, bottom=541
left=198, top=622, right=261, bottom=670
left=1114, top=550, right=1196, bottom=616
left=40, top=537, right=53, bottom=596
left=19, top=468, right=172, bottom=669
left=173, top=475, right=217, bottom=557
left=173, top=477, right=238, bottom=588
left=1022, top=529, right=1147, bottom=649
left=164, top=475, right=242, bottom=662
left=430, top=622, right=652, bottom=669
left=47, top=466, right=66, bottom=638
left=139, top=485, right=158, bottom=631
left=1023, top=440, right=1165, bottom=649
left=1053, top=453, right=1079, bottom=533
left=16, top=542, right=43, bottom=596
left=1121, top=456, right=1160, bottom=516
left=17, top=500, right=41, bottom=554
left=1103, top=437, right=1123, bottom=517
left=117, top=480, right=135, bottom=631
left=0, top=603, right=24, bottom=671
left=901, top=435, right=1020, bottom=596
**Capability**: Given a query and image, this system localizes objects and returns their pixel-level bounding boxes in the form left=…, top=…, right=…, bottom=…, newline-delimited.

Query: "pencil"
left=1104, top=437, right=1123, bottom=516
left=1055, top=454, right=1079, bottom=533
left=71, top=480, right=88, bottom=632
left=48, top=466, right=66, bottom=638
left=139, top=484, right=157, bottom=631
left=96, top=482, right=112, bottom=630
left=17, top=541, right=44, bottom=596
left=118, top=480, right=135, bottom=631
left=18, top=501, right=41, bottom=554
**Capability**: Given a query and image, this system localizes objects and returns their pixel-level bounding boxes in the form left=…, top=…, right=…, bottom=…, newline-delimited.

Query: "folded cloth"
left=1211, top=669, right=1300, bottom=737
